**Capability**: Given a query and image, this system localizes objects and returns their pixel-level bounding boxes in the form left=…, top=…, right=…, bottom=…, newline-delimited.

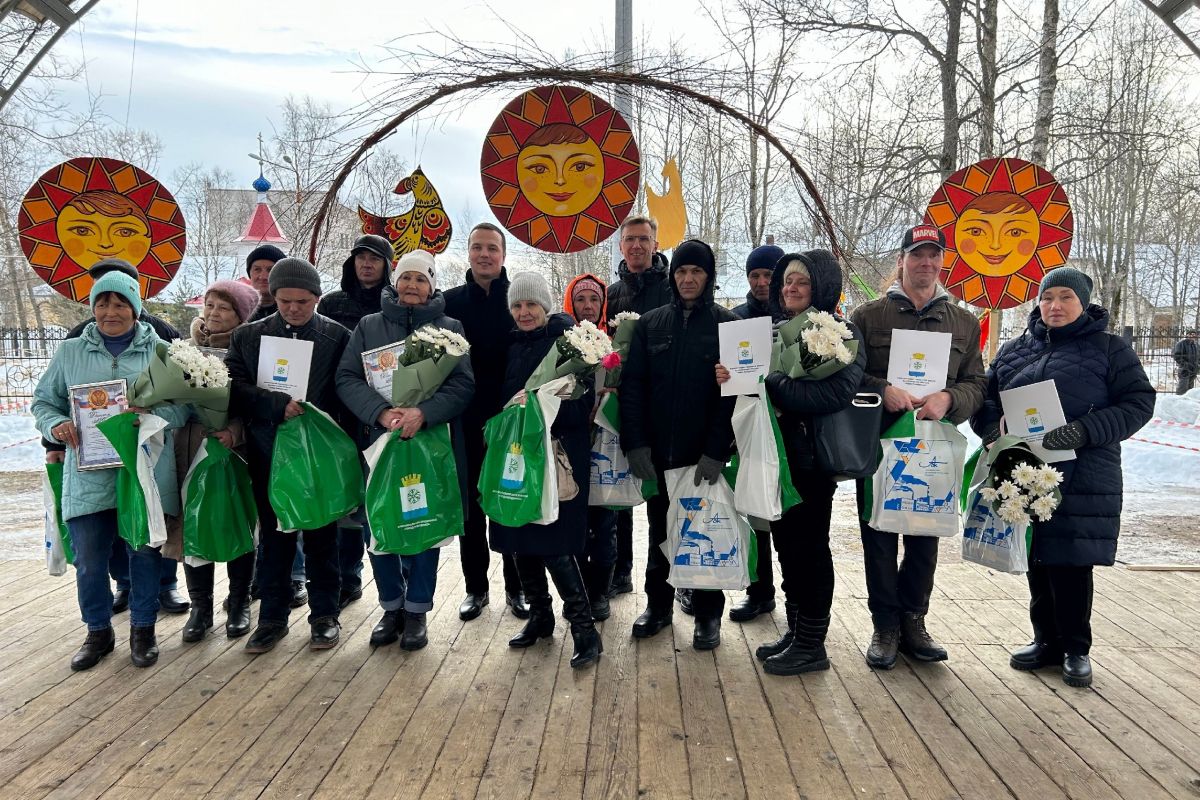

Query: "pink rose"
left=602, top=351, right=622, bottom=370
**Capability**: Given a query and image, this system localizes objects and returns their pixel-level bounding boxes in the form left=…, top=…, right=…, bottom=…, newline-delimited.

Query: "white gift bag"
left=663, top=466, right=754, bottom=591
left=866, top=411, right=967, bottom=538
left=587, top=394, right=644, bottom=508
left=42, top=469, right=68, bottom=576
left=133, top=413, right=170, bottom=548
left=730, top=393, right=787, bottom=521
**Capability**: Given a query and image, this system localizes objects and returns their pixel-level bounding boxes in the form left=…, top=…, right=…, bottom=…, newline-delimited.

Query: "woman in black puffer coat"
left=718, top=250, right=866, bottom=675
left=488, top=271, right=601, bottom=669
left=971, top=267, right=1154, bottom=689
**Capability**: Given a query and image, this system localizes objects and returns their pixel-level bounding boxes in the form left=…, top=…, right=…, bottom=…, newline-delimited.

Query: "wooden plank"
left=674, top=625, right=747, bottom=800
left=0, top=559, right=44, bottom=588
left=529, top=633, right=600, bottom=799
left=633, top=622, right=692, bottom=799
left=1091, top=647, right=1200, bottom=739
left=581, top=590, right=641, bottom=800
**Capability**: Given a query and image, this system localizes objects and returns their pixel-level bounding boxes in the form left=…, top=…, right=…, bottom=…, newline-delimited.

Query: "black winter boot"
left=899, top=612, right=947, bottom=662
left=182, top=594, right=214, bottom=643
left=510, top=556, right=555, bottom=648
left=400, top=611, right=428, bottom=651
left=764, top=615, right=831, bottom=675
left=130, top=625, right=159, bottom=668
left=225, top=592, right=252, bottom=638
left=586, top=562, right=614, bottom=622
left=71, top=627, right=115, bottom=671
left=866, top=626, right=900, bottom=670
left=545, top=555, right=603, bottom=669
left=756, top=602, right=797, bottom=661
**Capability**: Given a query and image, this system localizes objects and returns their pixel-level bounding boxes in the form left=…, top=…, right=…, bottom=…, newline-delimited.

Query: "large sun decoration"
left=924, top=157, right=1072, bottom=310
left=18, top=157, right=186, bottom=303
left=481, top=86, right=641, bottom=253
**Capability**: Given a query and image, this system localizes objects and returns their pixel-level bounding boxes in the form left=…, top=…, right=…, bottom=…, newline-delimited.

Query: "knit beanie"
left=745, top=244, right=784, bottom=275
left=89, top=270, right=143, bottom=317
left=268, top=257, right=323, bottom=297
left=507, top=271, right=555, bottom=313
left=1039, top=266, right=1092, bottom=307
left=245, top=244, right=286, bottom=274
left=781, top=257, right=810, bottom=283
left=570, top=275, right=605, bottom=304
left=89, top=258, right=139, bottom=281
left=394, top=250, right=436, bottom=290
left=670, top=239, right=716, bottom=278
left=205, top=279, right=261, bottom=323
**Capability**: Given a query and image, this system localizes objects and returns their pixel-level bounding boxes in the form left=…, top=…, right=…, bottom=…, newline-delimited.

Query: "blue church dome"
left=252, top=174, right=272, bottom=193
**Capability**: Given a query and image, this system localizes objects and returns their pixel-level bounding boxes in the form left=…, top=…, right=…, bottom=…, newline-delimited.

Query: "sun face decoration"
left=925, top=158, right=1072, bottom=310
left=18, top=157, right=186, bottom=303
left=481, top=86, right=641, bottom=253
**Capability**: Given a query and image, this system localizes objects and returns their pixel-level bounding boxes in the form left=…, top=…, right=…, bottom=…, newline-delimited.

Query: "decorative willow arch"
left=308, top=66, right=845, bottom=269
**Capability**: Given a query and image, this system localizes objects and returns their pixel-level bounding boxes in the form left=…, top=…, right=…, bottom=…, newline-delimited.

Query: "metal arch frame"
left=1137, top=0, right=1200, bottom=59
left=0, top=0, right=101, bottom=112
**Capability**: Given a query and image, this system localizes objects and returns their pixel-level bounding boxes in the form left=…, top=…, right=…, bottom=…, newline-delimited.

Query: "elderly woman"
left=971, top=267, right=1154, bottom=688
left=336, top=250, right=474, bottom=651
left=717, top=250, right=866, bottom=675
left=176, top=279, right=261, bottom=642
left=489, top=271, right=602, bottom=669
left=33, top=269, right=189, bottom=670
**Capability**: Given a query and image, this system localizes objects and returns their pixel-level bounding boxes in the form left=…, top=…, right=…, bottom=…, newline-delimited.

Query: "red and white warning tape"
left=0, top=436, right=37, bottom=452
left=1148, top=417, right=1200, bottom=431
left=1130, top=436, right=1200, bottom=454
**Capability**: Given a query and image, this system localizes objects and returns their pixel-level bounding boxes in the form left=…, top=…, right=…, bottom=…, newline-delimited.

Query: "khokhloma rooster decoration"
left=357, top=166, right=452, bottom=260
left=644, top=158, right=687, bottom=250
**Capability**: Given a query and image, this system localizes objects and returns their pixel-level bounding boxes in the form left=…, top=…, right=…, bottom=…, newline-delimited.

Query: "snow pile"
left=1122, top=390, right=1200, bottom=492
left=0, top=414, right=44, bottom=473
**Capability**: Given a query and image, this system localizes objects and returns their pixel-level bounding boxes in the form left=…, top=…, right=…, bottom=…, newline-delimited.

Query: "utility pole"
left=611, top=0, right=633, bottom=278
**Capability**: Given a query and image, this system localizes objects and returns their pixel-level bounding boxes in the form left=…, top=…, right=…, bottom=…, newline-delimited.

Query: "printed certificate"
left=69, top=379, right=128, bottom=470
left=719, top=317, right=773, bottom=396
left=361, top=340, right=407, bottom=403
left=1000, top=379, right=1075, bottom=463
left=886, top=329, right=952, bottom=399
left=256, top=336, right=314, bottom=401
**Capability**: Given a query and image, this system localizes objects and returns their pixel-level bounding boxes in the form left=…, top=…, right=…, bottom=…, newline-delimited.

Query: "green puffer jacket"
left=32, top=321, right=190, bottom=522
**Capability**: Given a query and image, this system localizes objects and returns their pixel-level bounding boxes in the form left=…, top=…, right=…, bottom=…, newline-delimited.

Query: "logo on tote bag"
left=400, top=473, right=429, bottom=520
left=501, top=443, right=526, bottom=489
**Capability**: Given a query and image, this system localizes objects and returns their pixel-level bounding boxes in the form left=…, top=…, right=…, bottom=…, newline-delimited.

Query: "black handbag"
left=812, top=392, right=884, bottom=481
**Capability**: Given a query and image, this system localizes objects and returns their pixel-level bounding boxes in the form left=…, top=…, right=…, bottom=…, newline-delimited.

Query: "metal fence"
left=0, top=326, right=69, bottom=413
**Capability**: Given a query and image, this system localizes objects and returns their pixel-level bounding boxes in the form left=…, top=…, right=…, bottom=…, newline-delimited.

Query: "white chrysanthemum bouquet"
left=391, top=325, right=471, bottom=406
left=525, top=319, right=618, bottom=397
left=772, top=309, right=858, bottom=380
left=977, top=458, right=1063, bottom=526
left=605, top=311, right=640, bottom=387
left=130, top=340, right=231, bottom=430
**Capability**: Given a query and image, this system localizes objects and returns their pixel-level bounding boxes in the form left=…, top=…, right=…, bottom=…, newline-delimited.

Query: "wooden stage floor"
left=1, top=553, right=1198, bottom=799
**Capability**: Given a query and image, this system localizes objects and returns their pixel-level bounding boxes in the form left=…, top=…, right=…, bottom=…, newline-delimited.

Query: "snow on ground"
left=0, top=413, right=43, bottom=473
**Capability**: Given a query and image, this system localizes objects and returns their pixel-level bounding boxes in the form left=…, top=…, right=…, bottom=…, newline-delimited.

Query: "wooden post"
left=987, top=307, right=1003, bottom=364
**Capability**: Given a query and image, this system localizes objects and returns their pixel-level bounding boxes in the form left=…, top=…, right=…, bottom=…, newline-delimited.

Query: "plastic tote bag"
left=730, top=391, right=801, bottom=522
left=588, top=394, right=645, bottom=508
left=97, top=411, right=170, bottom=551
left=180, top=438, right=258, bottom=566
left=364, top=424, right=464, bottom=556
left=864, top=411, right=967, bottom=537
left=958, top=438, right=1040, bottom=574
left=42, top=462, right=73, bottom=575
left=663, top=466, right=756, bottom=591
left=268, top=402, right=364, bottom=532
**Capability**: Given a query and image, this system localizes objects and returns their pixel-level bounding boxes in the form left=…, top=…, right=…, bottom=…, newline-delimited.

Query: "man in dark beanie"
left=731, top=243, right=785, bottom=320
left=245, top=244, right=287, bottom=323
left=316, top=233, right=395, bottom=611
left=620, top=238, right=738, bottom=650
left=58, top=258, right=186, bottom=615
left=225, top=257, right=353, bottom=654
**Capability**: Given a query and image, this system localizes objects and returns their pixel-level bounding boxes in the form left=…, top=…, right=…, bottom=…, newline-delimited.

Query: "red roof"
left=235, top=200, right=288, bottom=244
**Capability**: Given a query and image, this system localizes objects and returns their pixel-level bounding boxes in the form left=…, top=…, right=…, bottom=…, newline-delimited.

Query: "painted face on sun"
left=954, top=201, right=1039, bottom=278
left=517, top=134, right=604, bottom=217
left=55, top=196, right=152, bottom=269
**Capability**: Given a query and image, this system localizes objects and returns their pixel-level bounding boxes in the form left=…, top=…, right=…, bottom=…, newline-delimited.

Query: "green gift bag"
left=181, top=438, right=258, bottom=563
left=269, top=403, right=364, bottom=531
left=364, top=425, right=464, bottom=555
left=97, top=411, right=170, bottom=551
left=43, top=462, right=74, bottom=569
left=478, top=399, right=547, bottom=527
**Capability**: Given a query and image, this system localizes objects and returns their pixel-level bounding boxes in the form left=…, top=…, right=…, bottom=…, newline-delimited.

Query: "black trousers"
left=645, top=475, right=725, bottom=620
left=1027, top=564, right=1094, bottom=656
left=771, top=469, right=836, bottom=619
left=743, top=528, right=776, bottom=602
left=614, top=509, right=634, bottom=578
left=514, top=553, right=591, bottom=627
left=856, top=480, right=939, bottom=629
left=459, top=422, right=521, bottom=596
left=582, top=507, right=617, bottom=568
left=183, top=550, right=255, bottom=599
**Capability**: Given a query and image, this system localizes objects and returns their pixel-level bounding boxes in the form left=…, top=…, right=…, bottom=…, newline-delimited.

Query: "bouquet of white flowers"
left=605, top=311, right=640, bottom=387
left=130, top=340, right=231, bottom=430
left=524, top=319, right=619, bottom=396
left=391, top=325, right=471, bottom=406
left=977, top=457, right=1063, bottom=526
left=771, top=309, right=858, bottom=380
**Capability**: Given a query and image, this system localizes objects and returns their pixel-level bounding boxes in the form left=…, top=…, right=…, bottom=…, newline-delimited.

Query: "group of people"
left=33, top=215, right=1154, bottom=689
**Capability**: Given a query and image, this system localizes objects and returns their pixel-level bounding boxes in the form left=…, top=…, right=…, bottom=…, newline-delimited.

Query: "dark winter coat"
left=763, top=254, right=867, bottom=471
left=247, top=303, right=276, bottom=324
left=443, top=268, right=513, bottom=428
left=849, top=284, right=987, bottom=425
left=225, top=311, right=351, bottom=470
left=731, top=290, right=775, bottom=320
left=316, top=257, right=386, bottom=332
left=605, top=252, right=673, bottom=320
left=488, top=313, right=594, bottom=556
left=620, top=257, right=738, bottom=471
left=335, top=287, right=474, bottom=515
left=970, top=305, right=1155, bottom=567
left=1174, top=337, right=1200, bottom=373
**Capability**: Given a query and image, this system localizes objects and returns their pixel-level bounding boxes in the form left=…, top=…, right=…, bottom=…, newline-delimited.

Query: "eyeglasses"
left=622, top=236, right=652, bottom=245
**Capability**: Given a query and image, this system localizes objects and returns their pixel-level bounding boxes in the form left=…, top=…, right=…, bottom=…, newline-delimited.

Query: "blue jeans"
left=254, top=540, right=306, bottom=584
left=362, top=526, right=440, bottom=613
left=70, top=509, right=162, bottom=629
left=109, top=537, right=179, bottom=591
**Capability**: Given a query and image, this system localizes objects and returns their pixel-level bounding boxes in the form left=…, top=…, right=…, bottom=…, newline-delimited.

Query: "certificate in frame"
left=68, top=379, right=128, bottom=470
left=361, top=341, right=406, bottom=404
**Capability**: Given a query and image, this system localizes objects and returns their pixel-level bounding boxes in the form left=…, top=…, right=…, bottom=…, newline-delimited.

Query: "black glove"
left=1042, top=421, right=1087, bottom=450
left=693, top=455, right=725, bottom=486
left=627, top=447, right=656, bottom=481
left=981, top=425, right=1002, bottom=446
